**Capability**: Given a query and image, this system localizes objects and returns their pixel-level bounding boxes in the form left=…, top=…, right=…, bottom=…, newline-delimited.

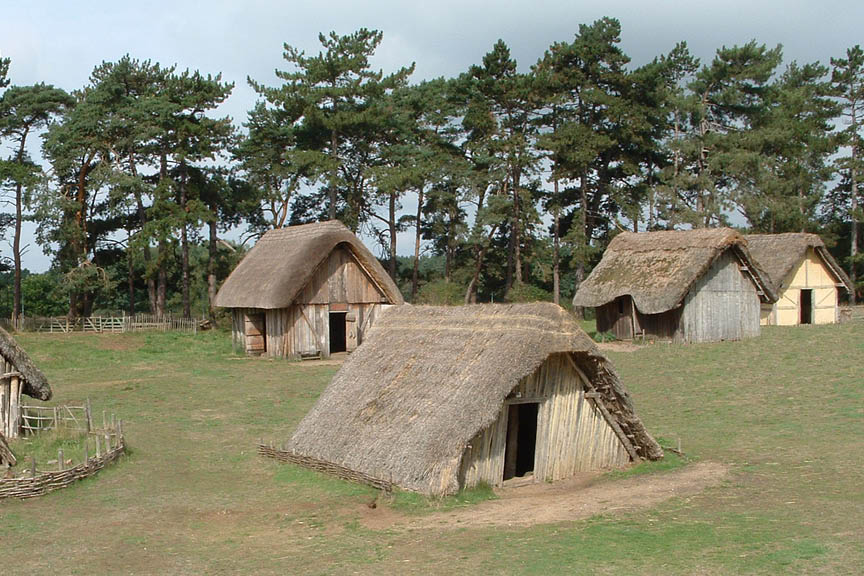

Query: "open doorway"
left=800, top=289, right=813, bottom=325
left=503, top=402, right=538, bottom=481
left=329, top=312, right=347, bottom=353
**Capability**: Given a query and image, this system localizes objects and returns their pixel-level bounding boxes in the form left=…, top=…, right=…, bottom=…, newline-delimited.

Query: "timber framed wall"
left=458, top=353, right=631, bottom=490
left=761, top=247, right=843, bottom=326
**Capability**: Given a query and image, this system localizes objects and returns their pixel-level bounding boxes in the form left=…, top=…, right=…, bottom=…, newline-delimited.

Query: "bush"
left=415, top=280, right=466, bottom=305
left=504, top=282, right=553, bottom=303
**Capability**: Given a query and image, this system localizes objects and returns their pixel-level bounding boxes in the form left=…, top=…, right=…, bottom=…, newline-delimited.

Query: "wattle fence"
left=0, top=401, right=126, bottom=500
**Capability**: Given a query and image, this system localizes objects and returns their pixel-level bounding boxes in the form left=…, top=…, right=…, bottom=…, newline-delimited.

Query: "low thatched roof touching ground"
left=572, top=228, right=776, bottom=314
left=287, top=303, right=662, bottom=496
left=745, top=233, right=853, bottom=294
left=0, top=327, right=51, bottom=401
left=214, top=220, right=404, bottom=309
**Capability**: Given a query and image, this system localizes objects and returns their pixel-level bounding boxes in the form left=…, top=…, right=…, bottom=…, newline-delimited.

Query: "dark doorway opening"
left=800, top=289, right=813, bottom=325
left=329, top=312, right=347, bottom=353
left=503, top=402, right=538, bottom=481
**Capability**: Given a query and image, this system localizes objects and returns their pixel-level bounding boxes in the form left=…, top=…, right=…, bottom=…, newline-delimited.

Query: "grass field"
left=0, top=322, right=861, bottom=575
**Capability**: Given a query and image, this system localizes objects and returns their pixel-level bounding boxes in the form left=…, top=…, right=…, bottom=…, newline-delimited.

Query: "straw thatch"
left=744, top=233, right=853, bottom=294
left=572, top=228, right=776, bottom=314
left=214, top=220, right=404, bottom=309
left=0, top=326, right=50, bottom=401
left=287, top=303, right=661, bottom=496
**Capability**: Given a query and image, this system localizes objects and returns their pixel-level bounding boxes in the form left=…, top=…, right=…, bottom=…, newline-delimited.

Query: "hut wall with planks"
left=285, top=303, right=662, bottom=496
left=0, top=328, right=51, bottom=438
left=575, top=228, right=776, bottom=343
left=216, top=221, right=403, bottom=359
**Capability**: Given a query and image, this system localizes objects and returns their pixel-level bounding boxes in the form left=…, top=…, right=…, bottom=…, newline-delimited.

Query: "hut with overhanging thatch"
left=215, top=220, right=404, bottom=359
left=572, top=228, right=777, bottom=343
left=284, top=303, right=662, bottom=496
left=0, top=327, right=51, bottom=439
left=745, top=233, right=853, bottom=326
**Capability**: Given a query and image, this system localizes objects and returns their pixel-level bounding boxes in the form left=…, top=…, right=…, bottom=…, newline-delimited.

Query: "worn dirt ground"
left=363, top=461, right=728, bottom=530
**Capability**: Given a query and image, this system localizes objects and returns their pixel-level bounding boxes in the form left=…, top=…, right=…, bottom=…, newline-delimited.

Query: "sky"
left=2, top=0, right=863, bottom=271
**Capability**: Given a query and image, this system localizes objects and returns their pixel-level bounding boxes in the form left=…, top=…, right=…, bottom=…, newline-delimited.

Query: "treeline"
left=0, top=18, right=862, bottom=323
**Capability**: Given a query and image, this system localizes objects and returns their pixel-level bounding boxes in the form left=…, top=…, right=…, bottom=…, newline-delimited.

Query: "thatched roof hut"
left=0, top=328, right=50, bottom=401
left=572, top=228, right=776, bottom=343
left=746, top=233, right=853, bottom=325
left=287, top=303, right=661, bottom=496
left=215, top=221, right=404, bottom=358
left=0, top=327, right=51, bottom=438
left=215, top=220, right=402, bottom=309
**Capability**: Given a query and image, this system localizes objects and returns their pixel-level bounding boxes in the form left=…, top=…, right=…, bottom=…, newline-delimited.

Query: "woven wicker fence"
left=0, top=404, right=126, bottom=500
left=258, top=442, right=393, bottom=493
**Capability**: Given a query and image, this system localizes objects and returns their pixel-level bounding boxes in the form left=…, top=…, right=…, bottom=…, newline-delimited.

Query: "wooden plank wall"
left=459, top=353, right=631, bottom=489
left=0, top=356, right=22, bottom=438
left=230, top=246, right=395, bottom=358
left=680, top=250, right=761, bottom=342
left=596, top=297, right=634, bottom=339
left=296, top=246, right=387, bottom=305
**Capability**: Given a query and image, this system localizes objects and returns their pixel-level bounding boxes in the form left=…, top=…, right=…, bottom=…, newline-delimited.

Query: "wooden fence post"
left=85, top=398, right=92, bottom=433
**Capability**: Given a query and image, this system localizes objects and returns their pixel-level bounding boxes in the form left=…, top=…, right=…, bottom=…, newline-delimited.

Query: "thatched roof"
left=744, top=233, right=853, bottom=294
left=0, top=327, right=51, bottom=401
left=287, top=303, right=662, bottom=496
left=572, top=228, right=776, bottom=314
left=214, top=220, right=404, bottom=309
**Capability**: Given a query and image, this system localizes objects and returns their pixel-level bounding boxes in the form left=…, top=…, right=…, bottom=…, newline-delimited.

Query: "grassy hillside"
left=0, top=323, right=861, bottom=574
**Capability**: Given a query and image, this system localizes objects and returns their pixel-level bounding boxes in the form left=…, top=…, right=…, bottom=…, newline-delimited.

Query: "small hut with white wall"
left=215, top=220, right=404, bottom=359
left=285, top=303, right=662, bottom=496
left=0, top=327, right=52, bottom=438
left=745, top=233, right=853, bottom=325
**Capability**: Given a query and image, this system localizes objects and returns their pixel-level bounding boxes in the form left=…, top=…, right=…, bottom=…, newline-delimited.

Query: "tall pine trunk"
left=552, top=179, right=560, bottom=306
left=208, top=219, right=218, bottom=319
left=851, top=136, right=859, bottom=305
left=179, top=160, right=191, bottom=319
left=11, top=133, right=28, bottom=328
left=411, top=186, right=424, bottom=301
left=329, top=130, right=339, bottom=220
left=387, top=191, right=397, bottom=280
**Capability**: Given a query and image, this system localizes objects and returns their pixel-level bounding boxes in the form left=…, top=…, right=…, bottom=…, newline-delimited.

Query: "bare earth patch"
left=596, top=341, right=644, bottom=353
left=363, top=461, right=728, bottom=530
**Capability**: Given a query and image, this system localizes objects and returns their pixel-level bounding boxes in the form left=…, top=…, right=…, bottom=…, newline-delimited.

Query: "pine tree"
left=0, top=84, right=73, bottom=326
left=831, top=45, right=864, bottom=303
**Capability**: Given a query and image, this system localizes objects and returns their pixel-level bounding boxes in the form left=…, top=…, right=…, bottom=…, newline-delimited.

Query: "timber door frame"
left=800, top=289, right=813, bottom=325
left=502, top=398, right=542, bottom=483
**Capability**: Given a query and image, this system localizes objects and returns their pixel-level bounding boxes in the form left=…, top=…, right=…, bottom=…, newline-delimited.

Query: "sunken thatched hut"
left=745, top=233, right=853, bottom=325
left=0, top=327, right=51, bottom=438
left=286, top=303, right=662, bottom=496
left=572, top=228, right=777, bottom=343
left=215, top=221, right=404, bottom=359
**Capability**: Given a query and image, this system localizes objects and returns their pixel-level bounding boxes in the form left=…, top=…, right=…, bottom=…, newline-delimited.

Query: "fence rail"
left=0, top=402, right=126, bottom=500
left=0, top=313, right=203, bottom=334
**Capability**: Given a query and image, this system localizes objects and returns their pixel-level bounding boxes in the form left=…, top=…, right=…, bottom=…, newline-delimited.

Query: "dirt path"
left=363, top=461, right=728, bottom=530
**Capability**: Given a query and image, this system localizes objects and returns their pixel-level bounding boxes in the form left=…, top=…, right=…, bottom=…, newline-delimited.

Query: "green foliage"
left=503, top=282, right=553, bottom=303
left=415, top=279, right=467, bottom=305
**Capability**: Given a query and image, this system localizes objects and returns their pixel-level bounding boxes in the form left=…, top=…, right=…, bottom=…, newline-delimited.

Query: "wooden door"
left=346, top=312, right=358, bottom=352
left=244, top=313, right=266, bottom=355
